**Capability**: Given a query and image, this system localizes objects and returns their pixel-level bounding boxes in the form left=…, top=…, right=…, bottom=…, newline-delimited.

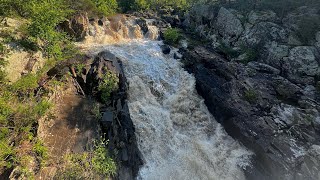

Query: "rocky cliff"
left=180, top=4, right=320, bottom=180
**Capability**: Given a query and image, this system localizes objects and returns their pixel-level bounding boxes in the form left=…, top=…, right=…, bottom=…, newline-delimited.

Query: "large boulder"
left=242, top=22, right=287, bottom=47
left=216, top=7, right=243, bottom=42
left=59, top=13, right=90, bottom=41
left=284, top=46, right=319, bottom=77
left=261, top=41, right=289, bottom=69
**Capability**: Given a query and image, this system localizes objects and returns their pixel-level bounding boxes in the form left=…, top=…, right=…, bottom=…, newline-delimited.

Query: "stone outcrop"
left=182, top=46, right=320, bottom=180
left=216, top=7, right=243, bottom=42
left=71, top=51, right=143, bottom=180
left=179, top=4, right=320, bottom=180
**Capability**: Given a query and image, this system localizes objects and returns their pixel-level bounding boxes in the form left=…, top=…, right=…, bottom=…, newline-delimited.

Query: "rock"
left=272, top=77, right=302, bottom=101
left=299, top=145, right=320, bottom=180
left=182, top=45, right=320, bottom=180
left=288, top=34, right=303, bottom=46
left=174, top=52, right=182, bottom=59
left=261, top=41, right=289, bottom=69
left=160, top=44, right=171, bottom=54
left=101, top=111, right=113, bottom=128
left=59, top=13, right=89, bottom=41
left=136, top=18, right=148, bottom=34
left=216, top=7, right=243, bottom=41
left=315, top=31, right=320, bottom=51
left=248, top=10, right=277, bottom=24
left=247, top=62, right=280, bottom=75
left=162, top=14, right=181, bottom=27
left=285, top=46, right=319, bottom=76
left=242, top=22, right=287, bottom=47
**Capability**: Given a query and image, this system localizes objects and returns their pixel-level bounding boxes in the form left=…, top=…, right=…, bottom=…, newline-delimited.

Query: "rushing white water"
left=85, top=40, right=251, bottom=180
left=85, top=40, right=252, bottom=180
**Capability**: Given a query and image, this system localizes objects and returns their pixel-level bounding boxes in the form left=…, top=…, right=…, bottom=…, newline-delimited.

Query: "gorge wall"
left=180, top=4, right=320, bottom=180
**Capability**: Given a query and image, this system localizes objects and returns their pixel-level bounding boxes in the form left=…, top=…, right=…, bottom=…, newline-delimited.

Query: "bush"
left=11, top=74, right=39, bottom=93
left=56, top=140, right=116, bottom=179
left=98, top=71, right=119, bottom=103
left=164, top=28, right=181, bottom=45
left=0, top=139, right=15, bottom=170
left=33, top=139, right=48, bottom=162
left=91, top=142, right=116, bottom=176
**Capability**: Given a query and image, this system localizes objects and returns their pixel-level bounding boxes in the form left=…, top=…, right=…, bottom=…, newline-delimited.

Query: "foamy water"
left=85, top=40, right=252, bottom=180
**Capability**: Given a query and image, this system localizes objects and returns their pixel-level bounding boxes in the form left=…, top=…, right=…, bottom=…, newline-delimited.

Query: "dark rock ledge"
left=181, top=46, right=320, bottom=180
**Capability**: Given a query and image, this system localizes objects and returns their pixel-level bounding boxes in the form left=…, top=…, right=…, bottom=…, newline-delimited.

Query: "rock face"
left=57, top=51, right=143, bottom=180
left=182, top=46, right=320, bottom=180
left=181, top=4, right=320, bottom=180
left=216, top=7, right=243, bottom=41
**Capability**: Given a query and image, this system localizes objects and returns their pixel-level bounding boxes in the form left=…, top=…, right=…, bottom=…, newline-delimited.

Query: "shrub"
left=91, top=141, right=116, bottom=176
left=33, top=139, right=48, bottom=161
left=93, top=0, right=118, bottom=16
left=164, top=28, right=181, bottom=45
left=0, top=139, right=15, bottom=170
left=56, top=140, right=116, bottom=179
left=98, top=71, right=119, bottom=103
left=11, top=74, right=39, bottom=93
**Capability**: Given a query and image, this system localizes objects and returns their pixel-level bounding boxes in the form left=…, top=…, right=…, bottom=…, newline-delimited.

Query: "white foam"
left=85, top=40, right=252, bottom=180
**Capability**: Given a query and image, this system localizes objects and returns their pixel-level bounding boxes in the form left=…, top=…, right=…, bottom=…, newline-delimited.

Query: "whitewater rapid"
left=86, top=40, right=252, bottom=180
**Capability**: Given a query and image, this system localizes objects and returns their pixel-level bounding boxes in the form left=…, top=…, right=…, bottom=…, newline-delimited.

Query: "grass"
left=33, top=139, right=48, bottom=166
left=55, top=139, right=116, bottom=179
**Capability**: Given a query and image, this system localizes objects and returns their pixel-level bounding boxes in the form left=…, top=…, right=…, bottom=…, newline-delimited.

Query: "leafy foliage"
left=98, top=71, right=119, bottom=103
left=56, top=140, right=116, bottom=179
left=119, top=0, right=191, bottom=11
left=164, top=28, right=181, bottom=45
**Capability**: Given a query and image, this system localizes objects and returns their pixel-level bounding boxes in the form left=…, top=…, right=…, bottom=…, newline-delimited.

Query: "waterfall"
left=80, top=17, right=252, bottom=180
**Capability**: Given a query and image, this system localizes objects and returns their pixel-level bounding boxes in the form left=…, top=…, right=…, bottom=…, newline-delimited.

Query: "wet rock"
left=136, top=18, right=148, bottom=34
left=59, top=13, right=89, bottom=41
left=216, top=7, right=243, bottom=41
left=160, top=44, right=171, bottom=54
left=174, top=52, right=182, bottom=59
